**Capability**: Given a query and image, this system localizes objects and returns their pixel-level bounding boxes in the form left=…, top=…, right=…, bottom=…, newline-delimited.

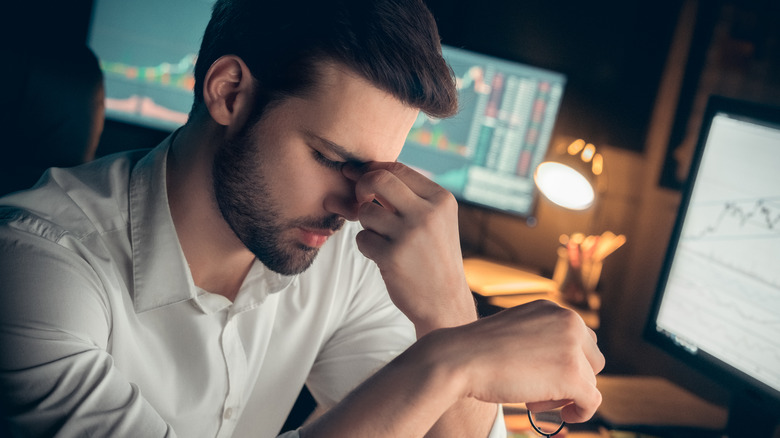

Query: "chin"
left=255, top=245, right=320, bottom=276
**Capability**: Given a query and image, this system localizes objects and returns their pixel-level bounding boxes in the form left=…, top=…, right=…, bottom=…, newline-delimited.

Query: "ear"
left=202, top=55, right=255, bottom=128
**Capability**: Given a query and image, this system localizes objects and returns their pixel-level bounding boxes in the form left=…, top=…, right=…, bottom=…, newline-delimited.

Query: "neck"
left=166, top=121, right=254, bottom=301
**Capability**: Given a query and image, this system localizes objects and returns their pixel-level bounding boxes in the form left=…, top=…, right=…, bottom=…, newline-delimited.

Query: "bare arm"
left=348, top=161, right=497, bottom=435
left=297, top=162, right=604, bottom=437
left=300, top=300, right=603, bottom=437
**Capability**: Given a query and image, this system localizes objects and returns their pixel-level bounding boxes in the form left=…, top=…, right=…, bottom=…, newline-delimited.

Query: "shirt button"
left=224, top=407, right=234, bottom=420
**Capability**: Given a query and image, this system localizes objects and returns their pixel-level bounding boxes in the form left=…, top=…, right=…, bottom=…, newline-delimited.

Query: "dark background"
left=3, top=0, right=683, bottom=154
left=424, top=0, right=682, bottom=151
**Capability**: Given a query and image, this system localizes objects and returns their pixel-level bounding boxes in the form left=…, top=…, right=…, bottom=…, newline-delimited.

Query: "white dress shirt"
left=0, top=135, right=505, bottom=437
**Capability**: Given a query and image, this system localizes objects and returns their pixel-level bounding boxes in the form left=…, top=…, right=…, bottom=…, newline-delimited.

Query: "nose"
left=323, top=175, right=360, bottom=221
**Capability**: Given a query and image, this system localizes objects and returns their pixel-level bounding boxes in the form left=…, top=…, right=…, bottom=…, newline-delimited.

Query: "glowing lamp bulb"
left=534, top=161, right=595, bottom=210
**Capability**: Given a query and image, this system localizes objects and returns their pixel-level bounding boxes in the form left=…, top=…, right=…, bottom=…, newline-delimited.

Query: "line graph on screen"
left=655, top=114, right=780, bottom=391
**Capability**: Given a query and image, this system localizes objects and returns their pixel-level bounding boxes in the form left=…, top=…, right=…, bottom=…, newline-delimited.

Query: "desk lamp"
left=463, top=144, right=599, bottom=301
left=533, top=138, right=604, bottom=211
left=534, top=138, right=621, bottom=309
left=464, top=138, right=612, bottom=322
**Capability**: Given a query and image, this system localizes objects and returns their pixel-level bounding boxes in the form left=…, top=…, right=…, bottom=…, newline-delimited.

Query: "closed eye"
left=311, top=149, right=345, bottom=170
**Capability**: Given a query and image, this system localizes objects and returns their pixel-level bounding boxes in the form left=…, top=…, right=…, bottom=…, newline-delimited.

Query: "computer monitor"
left=88, top=0, right=214, bottom=132
left=398, top=46, right=566, bottom=218
left=645, top=95, right=780, bottom=437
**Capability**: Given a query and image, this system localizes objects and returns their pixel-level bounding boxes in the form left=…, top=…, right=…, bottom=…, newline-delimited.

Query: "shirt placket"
left=216, top=314, right=248, bottom=438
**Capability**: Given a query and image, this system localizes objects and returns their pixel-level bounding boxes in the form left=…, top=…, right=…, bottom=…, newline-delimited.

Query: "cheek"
left=267, top=155, right=336, bottom=215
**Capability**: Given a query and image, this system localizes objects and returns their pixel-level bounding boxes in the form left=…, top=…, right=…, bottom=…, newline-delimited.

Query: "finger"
left=342, top=163, right=412, bottom=206
left=559, top=381, right=602, bottom=423
left=356, top=199, right=404, bottom=238
left=587, top=327, right=598, bottom=343
left=353, top=168, right=425, bottom=216
left=354, top=228, right=391, bottom=264
left=526, top=400, right=570, bottom=413
left=582, top=327, right=605, bottom=375
left=575, top=327, right=603, bottom=387
left=589, top=346, right=606, bottom=375
left=342, top=163, right=398, bottom=206
left=341, top=161, right=369, bottom=181
left=344, top=161, right=443, bottom=200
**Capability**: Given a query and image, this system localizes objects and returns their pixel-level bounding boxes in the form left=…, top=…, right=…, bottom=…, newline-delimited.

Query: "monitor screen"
left=398, top=46, right=566, bottom=218
left=646, top=96, right=780, bottom=436
left=88, top=0, right=214, bottom=131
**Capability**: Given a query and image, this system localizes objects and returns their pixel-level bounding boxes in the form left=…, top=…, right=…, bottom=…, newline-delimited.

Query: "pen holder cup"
left=553, top=246, right=602, bottom=309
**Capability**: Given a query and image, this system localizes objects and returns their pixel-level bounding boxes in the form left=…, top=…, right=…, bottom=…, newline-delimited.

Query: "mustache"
left=295, top=214, right=345, bottom=232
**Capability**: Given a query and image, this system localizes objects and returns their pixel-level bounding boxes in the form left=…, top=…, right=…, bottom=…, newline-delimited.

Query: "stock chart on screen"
left=399, top=46, right=565, bottom=217
left=89, top=0, right=215, bottom=131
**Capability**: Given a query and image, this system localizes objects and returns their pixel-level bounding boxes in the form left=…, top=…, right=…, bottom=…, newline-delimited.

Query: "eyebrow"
left=303, top=130, right=367, bottom=164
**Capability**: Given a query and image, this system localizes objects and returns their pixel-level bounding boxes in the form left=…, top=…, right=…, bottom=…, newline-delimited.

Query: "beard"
left=211, top=122, right=345, bottom=276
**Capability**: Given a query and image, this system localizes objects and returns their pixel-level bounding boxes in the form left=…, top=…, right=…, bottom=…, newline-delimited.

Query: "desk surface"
left=502, top=375, right=729, bottom=437
left=594, top=375, right=727, bottom=431
left=464, top=256, right=600, bottom=330
left=463, top=257, right=558, bottom=296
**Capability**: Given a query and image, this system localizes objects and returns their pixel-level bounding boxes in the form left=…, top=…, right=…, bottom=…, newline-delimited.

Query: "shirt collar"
left=129, top=133, right=195, bottom=313
left=128, top=133, right=295, bottom=314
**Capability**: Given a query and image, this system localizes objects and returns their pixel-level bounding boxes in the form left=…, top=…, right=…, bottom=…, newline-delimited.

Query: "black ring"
left=527, top=410, right=565, bottom=437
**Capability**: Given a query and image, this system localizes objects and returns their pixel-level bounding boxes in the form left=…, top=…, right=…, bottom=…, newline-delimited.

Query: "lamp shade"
left=533, top=138, right=603, bottom=210
left=534, top=161, right=595, bottom=210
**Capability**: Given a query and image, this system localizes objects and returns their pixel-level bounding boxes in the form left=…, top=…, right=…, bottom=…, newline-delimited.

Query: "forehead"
left=282, top=62, right=420, bottom=162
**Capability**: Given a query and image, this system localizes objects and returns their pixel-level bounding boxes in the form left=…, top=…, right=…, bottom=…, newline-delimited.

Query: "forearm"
left=426, top=396, right=498, bottom=437
left=299, top=337, right=464, bottom=437
left=300, top=300, right=499, bottom=438
left=421, top=298, right=500, bottom=438
left=418, top=287, right=499, bottom=437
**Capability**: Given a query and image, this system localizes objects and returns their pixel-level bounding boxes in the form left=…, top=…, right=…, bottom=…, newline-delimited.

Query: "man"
left=0, top=0, right=604, bottom=436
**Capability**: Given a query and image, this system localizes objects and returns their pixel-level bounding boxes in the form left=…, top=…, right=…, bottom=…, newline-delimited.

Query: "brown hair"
left=191, top=0, right=457, bottom=119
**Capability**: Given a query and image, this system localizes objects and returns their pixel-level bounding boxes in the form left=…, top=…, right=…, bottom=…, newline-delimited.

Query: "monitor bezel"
left=643, top=95, right=780, bottom=426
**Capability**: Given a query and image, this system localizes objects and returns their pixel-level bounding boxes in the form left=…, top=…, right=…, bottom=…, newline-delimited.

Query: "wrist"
left=410, top=326, right=473, bottom=402
left=414, top=280, right=478, bottom=338
left=399, top=327, right=501, bottom=437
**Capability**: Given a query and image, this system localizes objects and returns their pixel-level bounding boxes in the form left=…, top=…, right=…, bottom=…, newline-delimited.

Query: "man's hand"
left=342, top=161, right=477, bottom=336
left=300, top=299, right=605, bottom=438
left=419, top=299, right=605, bottom=423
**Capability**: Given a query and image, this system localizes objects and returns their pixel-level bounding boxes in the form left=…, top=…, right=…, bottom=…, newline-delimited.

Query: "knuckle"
left=431, top=187, right=457, bottom=209
left=555, top=348, right=582, bottom=377
left=595, top=351, right=606, bottom=372
left=414, top=191, right=455, bottom=226
left=556, top=311, right=585, bottom=345
left=558, top=306, right=583, bottom=328
left=415, top=204, right=440, bottom=227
